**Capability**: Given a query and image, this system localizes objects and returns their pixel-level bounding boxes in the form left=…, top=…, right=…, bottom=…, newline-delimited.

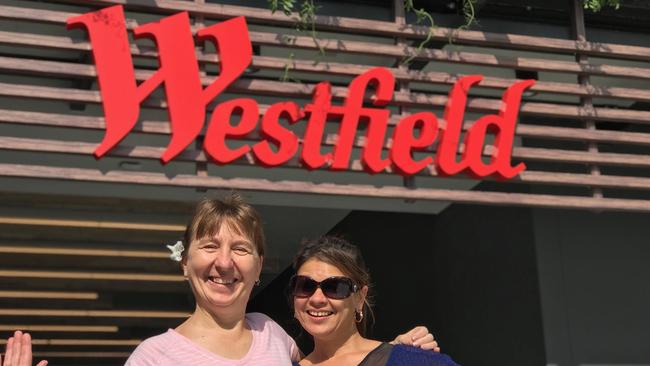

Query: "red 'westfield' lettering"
left=68, top=5, right=535, bottom=179
left=67, top=5, right=251, bottom=163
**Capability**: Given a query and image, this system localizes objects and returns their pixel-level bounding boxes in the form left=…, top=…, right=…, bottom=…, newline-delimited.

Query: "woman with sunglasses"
left=290, top=236, right=459, bottom=366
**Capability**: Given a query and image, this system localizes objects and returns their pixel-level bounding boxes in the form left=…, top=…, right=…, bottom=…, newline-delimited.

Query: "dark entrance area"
left=250, top=202, right=546, bottom=366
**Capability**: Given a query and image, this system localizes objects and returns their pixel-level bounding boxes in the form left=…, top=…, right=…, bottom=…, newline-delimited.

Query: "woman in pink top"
left=2, top=194, right=437, bottom=366
left=127, top=194, right=300, bottom=365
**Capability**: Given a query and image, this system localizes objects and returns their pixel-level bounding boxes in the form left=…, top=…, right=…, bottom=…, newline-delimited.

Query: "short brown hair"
left=293, top=236, right=375, bottom=336
left=183, top=193, right=265, bottom=259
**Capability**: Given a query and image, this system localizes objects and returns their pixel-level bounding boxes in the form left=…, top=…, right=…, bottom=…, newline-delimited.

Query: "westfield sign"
left=67, top=5, right=535, bottom=179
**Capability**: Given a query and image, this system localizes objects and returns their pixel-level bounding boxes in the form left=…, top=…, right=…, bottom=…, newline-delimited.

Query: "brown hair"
left=292, top=236, right=375, bottom=336
left=183, top=193, right=265, bottom=259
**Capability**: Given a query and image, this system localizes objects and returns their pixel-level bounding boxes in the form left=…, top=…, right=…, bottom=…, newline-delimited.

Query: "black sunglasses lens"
left=292, top=276, right=317, bottom=298
left=321, top=278, right=353, bottom=299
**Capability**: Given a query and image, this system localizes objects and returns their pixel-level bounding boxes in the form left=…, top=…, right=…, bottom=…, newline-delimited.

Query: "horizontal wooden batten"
left=0, top=245, right=168, bottom=259
left=0, top=291, right=98, bottom=300
left=247, top=32, right=650, bottom=81
left=0, top=217, right=183, bottom=232
left=3, top=51, right=650, bottom=104
left=0, top=325, right=118, bottom=332
left=0, top=308, right=189, bottom=318
left=32, top=352, right=130, bottom=358
left=0, top=270, right=183, bottom=282
left=17, top=1, right=650, bottom=62
left=2, top=108, right=650, bottom=148
left=2, top=78, right=649, bottom=126
left=0, top=163, right=648, bottom=212
left=0, top=338, right=141, bottom=346
left=2, top=14, right=650, bottom=83
left=3, top=133, right=650, bottom=186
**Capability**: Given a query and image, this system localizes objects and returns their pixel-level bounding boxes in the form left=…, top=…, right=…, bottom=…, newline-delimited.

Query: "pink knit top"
left=125, top=313, right=300, bottom=365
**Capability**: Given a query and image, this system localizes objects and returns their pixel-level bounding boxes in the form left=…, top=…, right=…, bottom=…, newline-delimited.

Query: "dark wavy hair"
left=292, top=236, right=375, bottom=336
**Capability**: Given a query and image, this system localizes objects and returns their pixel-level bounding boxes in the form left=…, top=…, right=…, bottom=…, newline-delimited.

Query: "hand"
left=391, top=326, right=440, bottom=352
left=2, top=331, right=48, bottom=366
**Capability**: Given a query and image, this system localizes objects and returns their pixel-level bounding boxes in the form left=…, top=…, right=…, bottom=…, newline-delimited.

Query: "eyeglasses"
left=290, top=275, right=359, bottom=300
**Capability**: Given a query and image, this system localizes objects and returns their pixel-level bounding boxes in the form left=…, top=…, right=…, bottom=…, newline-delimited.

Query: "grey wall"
left=534, top=209, right=650, bottom=366
left=432, top=203, right=546, bottom=366
left=329, top=205, right=546, bottom=366
left=254, top=202, right=650, bottom=366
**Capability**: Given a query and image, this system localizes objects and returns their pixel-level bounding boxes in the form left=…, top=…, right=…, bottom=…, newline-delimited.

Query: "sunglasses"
left=290, top=275, right=359, bottom=300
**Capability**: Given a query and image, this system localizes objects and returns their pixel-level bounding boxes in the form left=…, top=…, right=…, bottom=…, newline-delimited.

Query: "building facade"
left=0, top=0, right=649, bottom=365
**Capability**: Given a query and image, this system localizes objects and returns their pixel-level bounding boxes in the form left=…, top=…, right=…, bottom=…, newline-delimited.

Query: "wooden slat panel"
left=9, top=130, right=650, bottom=191
left=32, top=352, right=130, bottom=358
left=512, top=146, right=650, bottom=168
left=0, top=1, right=649, bottom=214
left=253, top=55, right=650, bottom=101
left=0, top=270, right=183, bottom=282
left=520, top=171, right=650, bottom=190
left=0, top=246, right=168, bottom=259
left=3, top=52, right=650, bottom=104
left=2, top=77, right=650, bottom=125
left=4, top=132, right=650, bottom=177
left=0, top=291, right=98, bottom=300
left=247, top=32, right=650, bottom=80
left=0, top=109, right=168, bottom=134
left=3, top=16, right=650, bottom=82
left=0, top=163, right=648, bottom=212
left=3, top=108, right=650, bottom=147
left=0, top=339, right=141, bottom=346
left=8, top=137, right=647, bottom=191
left=0, top=309, right=188, bottom=318
left=0, top=325, right=118, bottom=332
left=0, top=216, right=182, bottom=231
left=31, top=1, right=650, bottom=62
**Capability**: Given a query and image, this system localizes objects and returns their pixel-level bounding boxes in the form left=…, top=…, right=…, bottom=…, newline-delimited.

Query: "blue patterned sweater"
left=292, top=344, right=459, bottom=365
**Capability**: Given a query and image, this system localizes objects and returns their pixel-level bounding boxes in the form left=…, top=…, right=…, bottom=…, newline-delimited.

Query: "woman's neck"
left=177, top=303, right=248, bottom=336
left=310, top=329, right=368, bottom=361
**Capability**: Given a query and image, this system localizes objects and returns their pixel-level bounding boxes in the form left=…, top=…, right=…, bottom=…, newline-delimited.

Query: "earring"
left=254, top=279, right=261, bottom=287
left=355, top=309, right=364, bottom=323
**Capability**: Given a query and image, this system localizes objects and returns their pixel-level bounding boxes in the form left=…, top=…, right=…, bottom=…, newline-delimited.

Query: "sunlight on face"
left=183, top=221, right=262, bottom=312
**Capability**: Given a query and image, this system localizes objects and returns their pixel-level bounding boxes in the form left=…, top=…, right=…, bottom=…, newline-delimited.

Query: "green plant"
left=269, top=0, right=623, bottom=76
left=281, top=52, right=301, bottom=83
left=401, top=0, right=436, bottom=65
left=268, top=0, right=323, bottom=82
left=583, top=0, right=620, bottom=12
left=268, top=0, right=296, bottom=16
left=459, top=0, right=478, bottom=30
left=402, top=0, right=478, bottom=65
left=268, top=0, right=323, bottom=54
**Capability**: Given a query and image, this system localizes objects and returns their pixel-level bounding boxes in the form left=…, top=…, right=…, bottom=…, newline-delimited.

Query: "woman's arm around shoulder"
left=387, top=345, right=460, bottom=366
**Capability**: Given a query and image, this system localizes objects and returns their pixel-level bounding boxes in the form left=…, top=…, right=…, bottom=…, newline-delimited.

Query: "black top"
left=358, top=342, right=393, bottom=366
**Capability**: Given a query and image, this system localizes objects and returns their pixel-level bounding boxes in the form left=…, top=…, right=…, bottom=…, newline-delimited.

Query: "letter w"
left=67, top=5, right=251, bottom=163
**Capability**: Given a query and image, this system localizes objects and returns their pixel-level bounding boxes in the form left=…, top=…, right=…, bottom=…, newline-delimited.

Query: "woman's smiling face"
left=293, top=258, right=367, bottom=342
left=183, top=220, right=263, bottom=312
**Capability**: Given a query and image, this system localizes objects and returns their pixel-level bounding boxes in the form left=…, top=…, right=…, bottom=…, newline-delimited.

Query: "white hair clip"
left=166, top=240, right=185, bottom=262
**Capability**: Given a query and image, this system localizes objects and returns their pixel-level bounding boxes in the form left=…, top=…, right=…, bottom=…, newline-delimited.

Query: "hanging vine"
left=268, top=0, right=324, bottom=54
left=583, top=0, right=620, bottom=12
left=267, top=0, right=620, bottom=79
left=401, top=0, right=478, bottom=65
left=401, top=0, right=436, bottom=65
